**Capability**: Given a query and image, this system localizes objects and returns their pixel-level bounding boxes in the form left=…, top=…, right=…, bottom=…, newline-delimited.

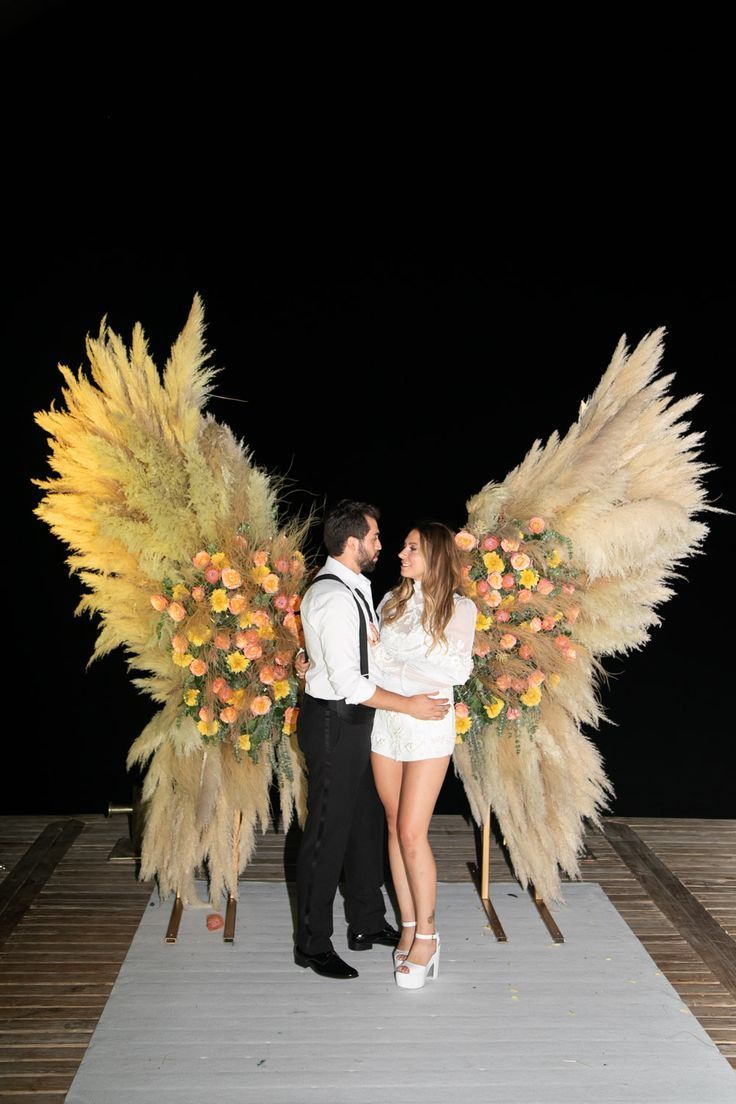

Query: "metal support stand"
left=165, top=892, right=183, bottom=943
left=470, top=813, right=507, bottom=941
left=529, top=886, right=564, bottom=943
left=223, top=809, right=242, bottom=943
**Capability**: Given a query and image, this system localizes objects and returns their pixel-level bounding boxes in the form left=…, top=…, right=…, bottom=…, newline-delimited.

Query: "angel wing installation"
left=34, top=296, right=308, bottom=906
left=35, top=300, right=713, bottom=911
left=451, top=327, right=713, bottom=903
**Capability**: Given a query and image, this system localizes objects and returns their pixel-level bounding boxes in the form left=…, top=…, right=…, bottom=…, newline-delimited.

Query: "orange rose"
left=253, top=550, right=269, bottom=567
left=519, top=645, right=533, bottom=660
left=252, top=610, right=271, bottom=628
left=221, top=568, right=243, bottom=589
left=284, top=706, right=299, bottom=726
left=250, top=695, right=272, bottom=716
left=211, top=677, right=226, bottom=694
left=150, top=593, right=169, bottom=611
left=244, top=642, right=263, bottom=660
left=537, top=578, right=554, bottom=596
left=275, top=558, right=290, bottom=573
left=228, top=594, right=247, bottom=615
left=454, top=702, right=470, bottom=718
left=189, top=658, right=208, bottom=676
left=499, top=633, right=518, bottom=650
left=214, top=631, right=231, bottom=650
left=259, top=665, right=276, bottom=684
left=198, top=706, right=214, bottom=723
left=167, top=601, right=187, bottom=622
left=283, top=613, right=299, bottom=637
left=528, top=516, right=546, bottom=534
left=171, top=633, right=189, bottom=654
left=454, top=530, right=478, bottom=551
left=287, top=594, right=301, bottom=612
left=192, top=586, right=205, bottom=602
left=262, top=573, right=280, bottom=594
left=219, top=706, right=238, bottom=725
left=192, top=551, right=211, bottom=568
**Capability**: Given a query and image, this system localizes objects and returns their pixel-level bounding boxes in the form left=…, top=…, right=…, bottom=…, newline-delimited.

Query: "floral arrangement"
left=453, top=517, right=582, bottom=752
left=150, top=527, right=306, bottom=764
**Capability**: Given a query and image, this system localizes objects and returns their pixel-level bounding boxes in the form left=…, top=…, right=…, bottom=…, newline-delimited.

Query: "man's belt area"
left=308, top=695, right=375, bottom=725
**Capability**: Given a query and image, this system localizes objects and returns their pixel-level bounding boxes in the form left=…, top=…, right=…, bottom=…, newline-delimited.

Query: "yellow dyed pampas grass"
left=34, top=296, right=308, bottom=906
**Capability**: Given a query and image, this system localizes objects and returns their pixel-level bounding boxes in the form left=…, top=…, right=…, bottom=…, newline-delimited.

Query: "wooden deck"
left=1, top=814, right=734, bottom=1100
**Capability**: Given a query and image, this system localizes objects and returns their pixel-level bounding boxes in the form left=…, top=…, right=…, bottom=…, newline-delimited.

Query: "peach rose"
left=150, top=593, right=169, bottom=611
left=198, top=706, right=214, bottom=723
left=192, top=586, right=205, bottom=602
left=487, top=571, right=503, bottom=589
left=537, top=578, right=554, bottom=596
left=506, top=706, right=520, bottom=720
left=167, top=601, right=187, bottom=622
left=192, top=551, right=211, bottom=568
left=215, top=631, right=231, bottom=650
left=473, top=640, right=491, bottom=658
left=259, top=665, right=276, bottom=685
left=454, top=702, right=470, bottom=718
left=476, top=580, right=489, bottom=595
left=253, top=550, right=269, bottom=567
left=217, top=685, right=234, bottom=703
left=528, top=670, right=546, bottom=687
left=274, top=594, right=289, bottom=610
left=554, top=635, right=571, bottom=651
left=517, top=589, right=533, bottom=605
left=189, top=658, right=207, bottom=677
left=275, top=650, right=293, bottom=667
left=455, top=530, right=478, bottom=551
left=251, top=610, right=270, bottom=628
left=228, top=595, right=247, bottom=615
left=511, top=678, right=527, bottom=693
left=519, top=644, right=533, bottom=660
left=221, top=568, right=243, bottom=589
left=283, top=613, right=299, bottom=636
left=250, top=695, right=272, bottom=716
left=496, top=674, right=512, bottom=691
left=204, top=567, right=221, bottom=584
left=510, top=552, right=531, bottom=571
left=171, top=633, right=189, bottom=654
left=562, top=583, right=576, bottom=594
left=528, top=516, right=545, bottom=534
left=481, top=535, right=500, bottom=551
left=219, top=706, right=237, bottom=725
left=499, top=633, right=517, bottom=650
left=501, top=538, right=520, bottom=553
left=495, top=609, right=511, bottom=623
left=244, top=642, right=263, bottom=660
left=262, top=573, right=280, bottom=594
left=486, top=589, right=502, bottom=608
left=501, top=574, right=516, bottom=590
left=211, top=677, right=226, bottom=694
left=284, top=706, right=299, bottom=726
left=275, top=558, right=290, bottom=573
left=288, top=595, right=301, bottom=612
left=529, top=617, right=543, bottom=633
left=541, top=617, right=556, bottom=632
left=567, top=605, right=580, bottom=623
left=565, top=646, right=577, bottom=660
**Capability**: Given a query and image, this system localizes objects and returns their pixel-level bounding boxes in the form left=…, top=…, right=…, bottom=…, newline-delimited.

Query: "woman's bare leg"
left=396, top=755, right=450, bottom=970
left=371, top=752, right=415, bottom=954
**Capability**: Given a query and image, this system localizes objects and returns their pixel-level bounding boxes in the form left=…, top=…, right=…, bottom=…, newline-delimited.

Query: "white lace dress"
left=370, top=583, right=476, bottom=761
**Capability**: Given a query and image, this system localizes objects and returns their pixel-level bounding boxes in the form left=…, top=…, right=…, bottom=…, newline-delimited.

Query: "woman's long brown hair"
left=380, top=522, right=465, bottom=648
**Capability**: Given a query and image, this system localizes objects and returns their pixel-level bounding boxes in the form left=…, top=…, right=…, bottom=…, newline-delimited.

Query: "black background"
left=4, top=2, right=735, bottom=818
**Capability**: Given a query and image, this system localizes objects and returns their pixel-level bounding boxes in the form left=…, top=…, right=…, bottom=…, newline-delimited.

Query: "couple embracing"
left=294, top=500, right=476, bottom=989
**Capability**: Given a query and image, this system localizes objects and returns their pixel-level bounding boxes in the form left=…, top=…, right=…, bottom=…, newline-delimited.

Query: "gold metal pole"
left=529, top=886, right=564, bottom=943
left=223, top=809, right=241, bottom=943
left=165, top=891, right=183, bottom=943
left=472, top=809, right=507, bottom=942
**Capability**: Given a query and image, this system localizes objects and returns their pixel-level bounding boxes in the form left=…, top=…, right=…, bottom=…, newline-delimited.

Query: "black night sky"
left=5, top=2, right=735, bottom=818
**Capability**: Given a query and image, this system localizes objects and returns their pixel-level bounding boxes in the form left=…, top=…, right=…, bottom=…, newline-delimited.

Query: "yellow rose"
left=258, top=623, right=276, bottom=640
left=455, top=716, right=471, bottom=735
left=210, top=552, right=228, bottom=569
left=476, top=613, right=492, bottom=632
left=231, top=688, right=246, bottom=708
left=239, top=612, right=255, bottom=629
left=547, top=549, right=561, bottom=568
left=483, top=551, right=505, bottom=574
left=197, top=719, right=219, bottom=737
left=184, top=689, right=200, bottom=706
left=273, top=679, right=291, bottom=700
left=187, top=625, right=212, bottom=646
left=501, top=595, right=515, bottom=608
left=548, top=672, right=561, bottom=688
left=227, top=652, right=249, bottom=673
left=520, top=686, right=542, bottom=707
left=172, top=651, right=195, bottom=667
left=484, top=697, right=504, bottom=719
left=465, top=580, right=478, bottom=597
left=238, top=733, right=251, bottom=751
left=210, top=588, right=228, bottom=612
left=250, top=565, right=270, bottom=583
left=172, top=583, right=191, bottom=601
left=518, top=568, right=539, bottom=589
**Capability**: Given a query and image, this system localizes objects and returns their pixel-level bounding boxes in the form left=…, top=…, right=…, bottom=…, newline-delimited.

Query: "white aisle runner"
left=65, top=881, right=735, bottom=1104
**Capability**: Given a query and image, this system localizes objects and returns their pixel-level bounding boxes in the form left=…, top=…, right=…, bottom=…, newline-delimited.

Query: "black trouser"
left=295, top=694, right=387, bottom=955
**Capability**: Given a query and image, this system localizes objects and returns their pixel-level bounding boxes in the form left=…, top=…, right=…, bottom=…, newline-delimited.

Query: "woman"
left=367, top=522, right=476, bottom=989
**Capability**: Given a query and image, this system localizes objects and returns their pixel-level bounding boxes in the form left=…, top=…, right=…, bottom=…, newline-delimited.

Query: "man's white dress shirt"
left=300, top=557, right=378, bottom=705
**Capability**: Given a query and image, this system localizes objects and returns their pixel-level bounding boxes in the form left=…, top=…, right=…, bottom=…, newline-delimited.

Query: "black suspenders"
left=309, top=573, right=374, bottom=677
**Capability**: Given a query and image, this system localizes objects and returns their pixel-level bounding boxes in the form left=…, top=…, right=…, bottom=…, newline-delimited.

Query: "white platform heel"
left=394, top=931, right=440, bottom=989
left=392, top=920, right=416, bottom=968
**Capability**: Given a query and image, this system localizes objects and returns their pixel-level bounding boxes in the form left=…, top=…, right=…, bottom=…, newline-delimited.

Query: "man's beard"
left=356, top=544, right=379, bottom=573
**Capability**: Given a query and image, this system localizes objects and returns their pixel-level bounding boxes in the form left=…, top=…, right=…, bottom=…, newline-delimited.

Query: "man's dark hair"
left=323, top=499, right=380, bottom=556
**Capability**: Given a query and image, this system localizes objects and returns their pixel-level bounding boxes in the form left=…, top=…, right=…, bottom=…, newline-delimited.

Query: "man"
left=294, top=500, right=450, bottom=979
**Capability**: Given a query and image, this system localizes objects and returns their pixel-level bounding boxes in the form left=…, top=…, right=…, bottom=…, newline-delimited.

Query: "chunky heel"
left=395, top=931, right=440, bottom=990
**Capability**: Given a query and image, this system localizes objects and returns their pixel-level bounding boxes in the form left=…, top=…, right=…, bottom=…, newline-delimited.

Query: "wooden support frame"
left=165, top=892, right=183, bottom=943
left=223, top=809, right=242, bottom=943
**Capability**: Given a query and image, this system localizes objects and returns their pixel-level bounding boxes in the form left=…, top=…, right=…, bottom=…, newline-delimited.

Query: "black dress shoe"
left=294, top=947, right=359, bottom=979
left=347, top=923, right=400, bottom=951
